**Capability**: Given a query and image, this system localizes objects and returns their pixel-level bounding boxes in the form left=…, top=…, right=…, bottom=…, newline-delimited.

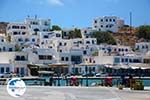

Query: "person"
left=49, top=76, right=53, bottom=86
left=121, top=74, right=126, bottom=86
left=105, top=75, right=112, bottom=87
left=129, top=75, right=135, bottom=89
left=70, top=76, right=79, bottom=86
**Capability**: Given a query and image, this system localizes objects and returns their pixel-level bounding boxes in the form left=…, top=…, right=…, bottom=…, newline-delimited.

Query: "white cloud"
left=47, top=0, right=64, bottom=6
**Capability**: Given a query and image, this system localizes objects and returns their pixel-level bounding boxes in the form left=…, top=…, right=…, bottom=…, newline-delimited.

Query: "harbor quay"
left=1, top=76, right=150, bottom=87
left=0, top=86, right=150, bottom=100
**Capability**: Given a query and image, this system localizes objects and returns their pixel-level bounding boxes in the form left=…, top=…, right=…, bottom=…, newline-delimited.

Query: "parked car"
left=95, top=73, right=108, bottom=77
left=95, top=73, right=101, bottom=77
left=0, top=74, right=4, bottom=78
left=0, top=72, right=12, bottom=78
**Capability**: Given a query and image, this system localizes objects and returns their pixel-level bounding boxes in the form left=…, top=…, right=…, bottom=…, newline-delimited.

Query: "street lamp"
left=85, top=65, right=88, bottom=87
left=57, top=67, right=61, bottom=86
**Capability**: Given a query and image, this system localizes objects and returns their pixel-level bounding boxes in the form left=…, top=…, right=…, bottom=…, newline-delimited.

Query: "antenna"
left=35, top=15, right=37, bottom=19
left=27, top=15, right=30, bottom=18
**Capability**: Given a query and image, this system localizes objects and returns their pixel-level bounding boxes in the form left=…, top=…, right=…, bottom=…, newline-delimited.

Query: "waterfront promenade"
left=0, top=86, right=150, bottom=100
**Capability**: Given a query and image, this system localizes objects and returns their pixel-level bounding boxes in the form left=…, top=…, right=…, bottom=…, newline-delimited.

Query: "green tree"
left=92, top=31, right=116, bottom=45
left=68, top=28, right=82, bottom=39
left=52, top=25, right=61, bottom=31
left=136, top=25, right=150, bottom=40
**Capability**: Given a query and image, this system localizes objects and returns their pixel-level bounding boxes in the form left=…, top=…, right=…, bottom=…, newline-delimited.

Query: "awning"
left=38, top=71, right=54, bottom=74
left=129, top=63, right=150, bottom=69
left=27, top=64, right=49, bottom=68
left=113, top=64, right=131, bottom=69
left=48, top=63, right=69, bottom=67
left=78, top=63, right=97, bottom=66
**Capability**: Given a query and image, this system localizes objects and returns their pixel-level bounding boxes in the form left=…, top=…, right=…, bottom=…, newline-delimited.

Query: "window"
left=18, top=38, right=23, bottom=42
left=93, top=60, right=95, bottom=63
left=101, top=19, right=103, bottom=22
left=86, top=41, right=90, bottom=44
left=133, top=59, right=141, bottom=63
left=21, top=68, right=25, bottom=75
left=15, top=56, right=21, bottom=61
left=94, top=26, right=97, bottom=28
left=3, top=47, right=5, bottom=51
left=83, top=50, right=87, bottom=55
left=47, top=55, right=52, bottom=60
left=21, top=26, right=26, bottom=29
left=101, top=25, right=103, bottom=28
left=106, top=19, right=108, bottom=22
left=12, top=26, right=16, bottom=29
left=9, top=48, right=13, bottom=51
left=113, top=19, right=116, bottom=22
left=12, top=26, right=19, bottom=29
left=61, top=57, right=64, bottom=61
left=39, top=55, right=45, bottom=60
left=41, top=42, right=44, bottom=44
left=44, top=35, right=48, bottom=38
left=32, top=22, right=38, bottom=25
left=63, top=32, right=67, bottom=36
left=64, top=43, right=67, bottom=46
left=21, top=56, right=25, bottom=60
left=6, top=67, right=10, bottom=73
left=22, top=32, right=26, bottom=35
left=106, top=25, right=108, bottom=28
left=32, top=38, right=35, bottom=42
left=109, top=19, right=112, bottom=22
left=39, top=55, right=52, bottom=60
left=146, top=45, right=148, bottom=49
left=1, top=39, right=4, bottom=42
left=92, top=40, right=95, bottom=44
left=13, top=32, right=18, bottom=35
left=66, top=57, right=69, bottom=61
left=129, top=59, right=132, bottom=63
left=34, top=28, right=40, bottom=32
left=122, top=58, right=124, bottom=62
left=125, top=58, right=128, bottom=62
left=92, top=67, right=95, bottom=72
left=0, top=67, right=4, bottom=73
left=16, top=68, right=19, bottom=74
left=17, top=26, right=19, bottom=29
left=25, top=38, right=29, bottom=42
left=44, top=21, right=49, bottom=26
left=94, top=20, right=97, bottom=23
left=56, top=34, right=61, bottom=37
left=59, top=42, right=62, bottom=46
left=71, top=56, right=82, bottom=64
left=84, top=30, right=87, bottom=33
left=125, top=49, right=128, bottom=52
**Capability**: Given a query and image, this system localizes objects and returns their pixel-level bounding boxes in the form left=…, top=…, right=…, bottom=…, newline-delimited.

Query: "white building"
left=135, top=42, right=150, bottom=53
left=92, top=16, right=124, bottom=32
left=25, top=17, right=51, bottom=33
left=81, top=27, right=97, bottom=38
left=0, top=52, right=28, bottom=76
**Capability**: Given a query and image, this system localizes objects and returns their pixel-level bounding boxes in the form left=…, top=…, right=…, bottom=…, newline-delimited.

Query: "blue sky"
left=0, top=0, right=150, bottom=28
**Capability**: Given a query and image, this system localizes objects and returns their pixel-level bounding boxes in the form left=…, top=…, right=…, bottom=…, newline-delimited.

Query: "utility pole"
left=130, top=12, right=132, bottom=34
